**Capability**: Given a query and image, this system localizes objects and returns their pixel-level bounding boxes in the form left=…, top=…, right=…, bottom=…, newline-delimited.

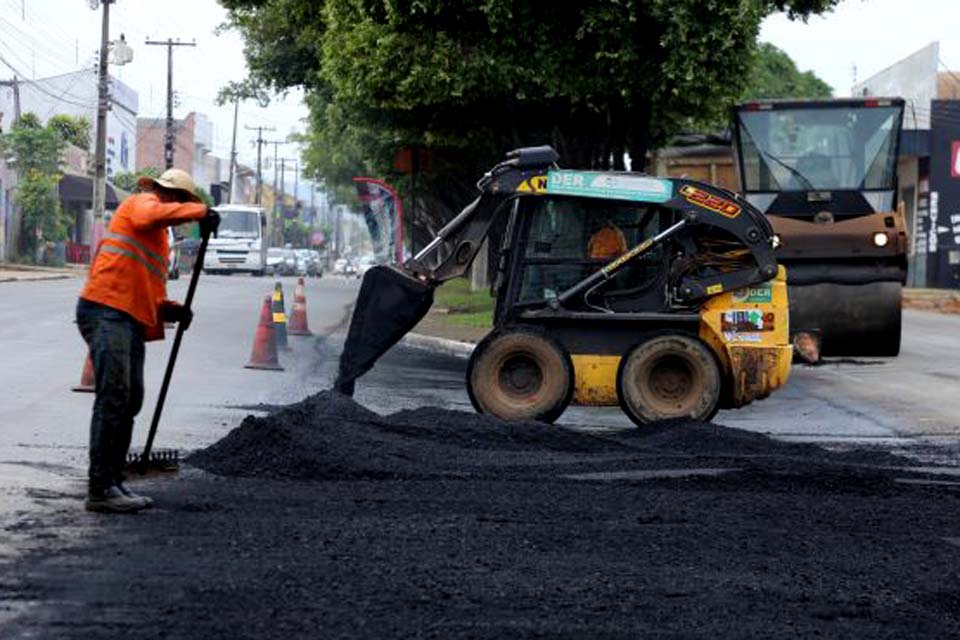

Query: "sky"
left=760, top=0, right=960, bottom=95
left=0, top=0, right=307, bottom=180
left=0, top=0, right=957, bottom=181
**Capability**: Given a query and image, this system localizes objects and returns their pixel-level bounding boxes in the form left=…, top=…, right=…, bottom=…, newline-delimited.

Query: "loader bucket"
left=334, top=265, right=435, bottom=396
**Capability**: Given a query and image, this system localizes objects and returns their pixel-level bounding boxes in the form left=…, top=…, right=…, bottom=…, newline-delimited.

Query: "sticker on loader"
left=732, top=284, right=773, bottom=303
left=680, top=185, right=741, bottom=218
left=546, top=170, right=673, bottom=203
left=721, top=309, right=774, bottom=333
left=516, top=175, right=547, bottom=193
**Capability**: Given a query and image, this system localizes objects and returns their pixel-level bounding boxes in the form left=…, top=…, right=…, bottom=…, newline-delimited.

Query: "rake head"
left=124, top=448, right=181, bottom=475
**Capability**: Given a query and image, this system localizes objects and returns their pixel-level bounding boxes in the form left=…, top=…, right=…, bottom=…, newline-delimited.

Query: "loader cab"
left=495, top=194, right=683, bottom=322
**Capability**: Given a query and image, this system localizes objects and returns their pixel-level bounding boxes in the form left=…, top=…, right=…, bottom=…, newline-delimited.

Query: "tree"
left=112, top=166, right=161, bottom=192
left=48, top=114, right=93, bottom=150
left=2, top=113, right=68, bottom=260
left=221, top=0, right=839, bottom=244
left=743, top=43, right=833, bottom=100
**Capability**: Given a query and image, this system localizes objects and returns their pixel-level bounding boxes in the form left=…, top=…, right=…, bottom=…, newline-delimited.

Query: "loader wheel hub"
left=499, top=354, right=543, bottom=396
left=648, top=356, right=696, bottom=408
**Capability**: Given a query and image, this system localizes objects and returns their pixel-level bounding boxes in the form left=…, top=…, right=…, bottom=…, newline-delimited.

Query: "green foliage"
left=111, top=166, right=161, bottom=192
left=15, top=112, right=41, bottom=129
left=743, top=43, right=833, bottom=100
left=3, top=117, right=67, bottom=258
left=47, top=114, right=92, bottom=149
left=283, top=218, right=312, bottom=247
left=215, top=79, right=272, bottom=108
left=4, top=119, right=64, bottom=175
left=19, top=171, right=68, bottom=248
left=194, top=185, right=215, bottom=207
left=222, top=0, right=840, bottom=236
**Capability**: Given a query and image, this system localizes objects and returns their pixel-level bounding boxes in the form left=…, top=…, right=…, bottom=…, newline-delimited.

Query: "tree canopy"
left=743, top=42, right=833, bottom=100
left=47, top=114, right=92, bottom=150
left=220, top=0, right=838, bottom=243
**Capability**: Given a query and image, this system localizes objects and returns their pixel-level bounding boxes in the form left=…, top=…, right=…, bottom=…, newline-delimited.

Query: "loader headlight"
left=872, top=232, right=889, bottom=247
left=772, top=234, right=782, bottom=249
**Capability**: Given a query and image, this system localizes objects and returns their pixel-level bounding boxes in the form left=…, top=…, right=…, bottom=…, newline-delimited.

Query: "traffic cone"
left=71, top=354, right=95, bottom=393
left=288, top=277, right=312, bottom=336
left=272, top=281, right=290, bottom=350
left=245, top=295, right=284, bottom=371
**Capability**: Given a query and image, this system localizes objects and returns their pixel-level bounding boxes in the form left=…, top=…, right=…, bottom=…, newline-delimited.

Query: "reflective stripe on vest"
left=100, top=244, right=166, bottom=280
left=103, top=231, right=168, bottom=270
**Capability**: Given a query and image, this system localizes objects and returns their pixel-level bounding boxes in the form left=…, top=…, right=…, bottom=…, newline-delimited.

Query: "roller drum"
left=788, top=281, right=901, bottom=357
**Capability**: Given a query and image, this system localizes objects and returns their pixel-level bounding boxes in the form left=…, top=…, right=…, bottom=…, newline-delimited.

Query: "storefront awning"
left=58, top=174, right=121, bottom=208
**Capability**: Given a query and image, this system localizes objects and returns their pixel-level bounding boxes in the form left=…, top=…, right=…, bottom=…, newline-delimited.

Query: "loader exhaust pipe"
left=334, top=265, right=435, bottom=396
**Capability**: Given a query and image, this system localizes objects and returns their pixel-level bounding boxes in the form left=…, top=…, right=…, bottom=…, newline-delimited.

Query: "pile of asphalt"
left=189, top=390, right=902, bottom=482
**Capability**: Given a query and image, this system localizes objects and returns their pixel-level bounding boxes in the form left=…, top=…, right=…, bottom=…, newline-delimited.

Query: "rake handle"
left=138, top=227, right=211, bottom=474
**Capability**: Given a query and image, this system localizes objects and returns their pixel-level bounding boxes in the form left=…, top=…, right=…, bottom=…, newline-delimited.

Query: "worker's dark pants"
left=76, top=299, right=145, bottom=494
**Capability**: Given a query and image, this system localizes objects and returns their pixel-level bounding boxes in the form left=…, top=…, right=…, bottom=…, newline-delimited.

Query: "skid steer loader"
left=335, top=146, right=792, bottom=425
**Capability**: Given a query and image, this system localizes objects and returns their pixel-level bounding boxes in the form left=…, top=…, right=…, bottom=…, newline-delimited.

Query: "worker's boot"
left=85, top=485, right=145, bottom=514
left=117, top=482, right=153, bottom=509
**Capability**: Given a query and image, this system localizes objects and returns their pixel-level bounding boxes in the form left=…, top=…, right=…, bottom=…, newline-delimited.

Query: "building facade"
left=854, top=42, right=960, bottom=289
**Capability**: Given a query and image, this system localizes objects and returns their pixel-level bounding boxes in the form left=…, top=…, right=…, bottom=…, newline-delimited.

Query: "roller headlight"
left=872, top=232, right=889, bottom=247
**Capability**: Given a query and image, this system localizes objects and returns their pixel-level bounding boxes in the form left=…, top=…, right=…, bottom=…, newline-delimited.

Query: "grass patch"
left=447, top=310, right=493, bottom=327
left=433, top=278, right=493, bottom=329
left=434, top=278, right=494, bottom=315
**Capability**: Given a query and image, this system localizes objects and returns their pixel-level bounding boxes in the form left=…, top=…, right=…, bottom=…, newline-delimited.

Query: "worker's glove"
left=160, top=301, right=193, bottom=330
left=199, top=207, right=220, bottom=238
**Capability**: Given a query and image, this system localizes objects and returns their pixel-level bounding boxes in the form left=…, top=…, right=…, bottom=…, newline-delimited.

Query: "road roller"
left=335, top=146, right=792, bottom=425
left=732, top=98, right=907, bottom=362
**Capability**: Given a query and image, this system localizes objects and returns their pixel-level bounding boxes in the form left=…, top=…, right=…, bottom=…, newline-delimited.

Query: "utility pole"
left=145, top=37, right=196, bottom=169
left=279, top=158, right=288, bottom=246
left=245, top=125, right=274, bottom=206
left=292, top=160, right=299, bottom=219
left=0, top=77, right=21, bottom=125
left=265, top=140, right=289, bottom=245
left=226, top=99, right=239, bottom=204
left=91, top=0, right=113, bottom=248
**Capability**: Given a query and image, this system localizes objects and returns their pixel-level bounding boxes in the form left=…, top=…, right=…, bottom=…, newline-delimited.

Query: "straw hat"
left=137, top=168, right=202, bottom=203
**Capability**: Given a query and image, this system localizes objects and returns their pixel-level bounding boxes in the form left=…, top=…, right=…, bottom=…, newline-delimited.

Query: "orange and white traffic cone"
left=71, top=354, right=95, bottom=393
left=288, top=277, right=312, bottom=336
left=245, top=295, right=284, bottom=371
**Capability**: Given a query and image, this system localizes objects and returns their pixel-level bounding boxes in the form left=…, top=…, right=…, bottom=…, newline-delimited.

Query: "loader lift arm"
left=334, top=146, right=779, bottom=395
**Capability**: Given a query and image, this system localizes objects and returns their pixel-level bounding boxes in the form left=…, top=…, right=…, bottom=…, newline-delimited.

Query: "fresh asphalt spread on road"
left=2, top=275, right=959, bottom=638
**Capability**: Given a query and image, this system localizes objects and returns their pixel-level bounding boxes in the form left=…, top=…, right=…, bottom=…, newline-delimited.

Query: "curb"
left=0, top=273, right=73, bottom=283
left=400, top=332, right=476, bottom=359
left=903, top=288, right=960, bottom=314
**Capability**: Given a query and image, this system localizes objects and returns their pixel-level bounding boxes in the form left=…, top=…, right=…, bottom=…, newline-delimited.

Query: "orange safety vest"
left=80, top=192, right=206, bottom=341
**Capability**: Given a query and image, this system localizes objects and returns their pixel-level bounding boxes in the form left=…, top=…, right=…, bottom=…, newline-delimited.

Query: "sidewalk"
left=0, top=262, right=85, bottom=283
left=903, top=288, right=960, bottom=314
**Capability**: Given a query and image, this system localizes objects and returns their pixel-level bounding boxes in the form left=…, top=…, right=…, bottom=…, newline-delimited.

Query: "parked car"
left=265, top=248, right=285, bottom=275
left=355, top=255, right=377, bottom=279
left=280, top=249, right=298, bottom=276
left=333, top=258, right=357, bottom=276
left=308, top=250, right=323, bottom=278
left=167, top=228, right=181, bottom=280
left=295, top=249, right=314, bottom=277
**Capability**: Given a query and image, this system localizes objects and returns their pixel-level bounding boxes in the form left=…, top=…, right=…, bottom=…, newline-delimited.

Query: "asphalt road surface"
left=1, top=275, right=959, bottom=637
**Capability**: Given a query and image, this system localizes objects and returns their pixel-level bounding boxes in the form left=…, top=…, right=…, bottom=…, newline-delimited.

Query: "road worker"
left=76, top=168, right=219, bottom=513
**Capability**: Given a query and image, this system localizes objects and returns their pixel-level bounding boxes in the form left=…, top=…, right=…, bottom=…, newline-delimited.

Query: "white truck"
left=202, top=205, right=268, bottom=275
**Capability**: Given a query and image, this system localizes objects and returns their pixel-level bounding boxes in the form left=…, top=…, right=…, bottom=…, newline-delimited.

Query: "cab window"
left=517, top=196, right=666, bottom=307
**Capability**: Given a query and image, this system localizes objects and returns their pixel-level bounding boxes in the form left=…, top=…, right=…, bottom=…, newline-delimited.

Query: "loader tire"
left=467, top=328, right=574, bottom=424
left=617, top=333, right=720, bottom=426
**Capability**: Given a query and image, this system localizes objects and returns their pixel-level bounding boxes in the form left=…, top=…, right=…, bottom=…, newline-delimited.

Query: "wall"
left=927, top=100, right=960, bottom=288
left=0, top=70, right=138, bottom=176
left=852, top=42, right=939, bottom=130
